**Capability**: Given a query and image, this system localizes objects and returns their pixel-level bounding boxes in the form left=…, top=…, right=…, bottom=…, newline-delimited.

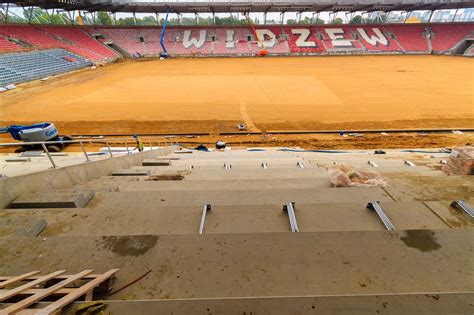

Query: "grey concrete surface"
left=73, top=293, right=474, bottom=315
left=0, top=146, right=177, bottom=208
left=86, top=187, right=393, bottom=208
left=0, top=230, right=472, bottom=300
left=0, top=148, right=472, bottom=312
left=0, top=202, right=449, bottom=236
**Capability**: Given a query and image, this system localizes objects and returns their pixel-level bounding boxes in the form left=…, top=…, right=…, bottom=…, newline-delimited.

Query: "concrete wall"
left=0, top=146, right=177, bottom=209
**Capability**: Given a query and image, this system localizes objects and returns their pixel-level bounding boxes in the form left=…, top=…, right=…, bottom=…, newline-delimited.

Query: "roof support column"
left=345, top=12, right=350, bottom=24
left=280, top=11, right=285, bottom=24
left=5, top=3, right=9, bottom=23
left=427, top=10, right=434, bottom=23
left=212, top=12, right=215, bottom=25
left=44, top=8, right=53, bottom=23
left=133, top=12, right=137, bottom=25
left=57, top=9, right=66, bottom=24
left=178, top=13, right=181, bottom=25
left=195, top=12, right=199, bottom=25
left=155, top=12, right=160, bottom=25
left=263, top=12, right=267, bottom=25
left=404, top=11, right=412, bottom=23
left=22, top=6, right=33, bottom=24
left=451, top=8, right=459, bottom=22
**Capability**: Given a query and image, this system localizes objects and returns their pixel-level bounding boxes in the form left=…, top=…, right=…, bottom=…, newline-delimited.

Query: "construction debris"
left=327, top=163, right=386, bottom=187
left=146, top=174, right=184, bottom=181
left=442, top=146, right=474, bottom=175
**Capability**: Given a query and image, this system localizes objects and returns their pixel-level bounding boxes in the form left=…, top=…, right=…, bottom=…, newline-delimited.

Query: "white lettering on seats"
left=255, top=29, right=277, bottom=48
left=325, top=28, right=353, bottom=47
left=226, top=30, right=235, bottom=48
left=291, top=29, right=317, bottom=47
left=356, top=28, right=388, bottom=46
left=183, top=30, right=207, bottom=48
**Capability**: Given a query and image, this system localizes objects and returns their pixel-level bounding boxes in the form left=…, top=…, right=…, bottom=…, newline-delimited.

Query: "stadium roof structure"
left=3, top=0, right=474, bottom=13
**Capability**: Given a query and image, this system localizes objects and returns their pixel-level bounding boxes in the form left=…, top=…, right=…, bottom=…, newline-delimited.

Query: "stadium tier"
left=0, top=25, right=120, bottom=62
left=0, top=48, right=92, bottom=86
left=88, top=23, right=473, bottom=56
left=0, top=23, right=473, bottom=59
left=0, top=23, right=473, bottom=63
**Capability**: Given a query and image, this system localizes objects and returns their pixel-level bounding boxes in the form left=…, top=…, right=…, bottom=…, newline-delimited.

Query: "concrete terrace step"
left=0, top=229, right=472, bottom=300
left=115, top=178, right=333, bottom=191
left=87, top=187, right=393, bottom=208
left=0, top=202, right=449, bottom=237
left=157, top=163, right=313, bottom=171
left=142, top=168, right=328, bottom=180
left=81, top=293, right=474, bottom=315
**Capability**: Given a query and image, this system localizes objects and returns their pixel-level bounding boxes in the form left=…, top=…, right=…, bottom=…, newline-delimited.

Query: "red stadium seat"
left=1, top=24, right=472, bottom=57
left=0, top=25, right=119, bottom=62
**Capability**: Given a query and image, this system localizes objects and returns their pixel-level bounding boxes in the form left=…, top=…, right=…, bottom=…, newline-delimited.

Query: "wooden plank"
left=0, top=271, right=40, bottom=289
left=0, top=274, right=103, bottom=281
left=0, top=270, right=66, bottom=302
left=0, top=288, right=76, bottom=295
left=1, top=270, right=93, bottom=315
left=37, top=269, right=119, bottom=315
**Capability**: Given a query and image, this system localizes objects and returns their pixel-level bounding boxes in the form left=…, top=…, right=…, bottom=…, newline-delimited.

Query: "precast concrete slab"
left=9, top=191, right=95, bottom=209
left=0, top=230, right=472, bottom=300
left=424, top=199, right=474, bottom=229
left=150, top=168, right=328, bottom=180
left=382, top=181, right=473, bottom=202
left=0, top=217, right=47, bottom=237
left=0, top=202, right=451, bottom=236
left=79, top=293, right=474, bottom=315
left=87, top=187, right=393, bottom=208
left=117, top=178, right=332, bottom=191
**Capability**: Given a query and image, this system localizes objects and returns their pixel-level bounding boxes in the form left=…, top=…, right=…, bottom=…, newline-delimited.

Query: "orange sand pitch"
left=1, top=55, right=473, bottom=133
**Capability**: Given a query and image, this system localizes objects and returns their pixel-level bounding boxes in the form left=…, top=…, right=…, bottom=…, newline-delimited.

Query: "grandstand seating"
left=384, top=25, right=429, bottom=52
left=0, top=36, right=23, bottom=51
left=314, top=26, right=364, bottom=51
left=429, top=24, right=474, bottom=51
left=42, top=27, right=118, bottom=60
left=282, top=26, right=325, bottom=54
left=352, top=26, right=402, bottom=52
left=0, top=23, right=472, bottom=60
left=94, top=28, right=146, bottom=56
left=0, top=25, right=119, bottom=62
left=0, top=48, right=92, bottom=86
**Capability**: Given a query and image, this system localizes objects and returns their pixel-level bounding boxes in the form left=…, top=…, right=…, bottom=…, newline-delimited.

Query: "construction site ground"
left=1, top=148, right=473, bottom=314
left=0, top=55, right=472, bottom=138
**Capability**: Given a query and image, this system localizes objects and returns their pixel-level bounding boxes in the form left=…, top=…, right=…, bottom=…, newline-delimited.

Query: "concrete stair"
left=1, top=148, right=473, bottom=313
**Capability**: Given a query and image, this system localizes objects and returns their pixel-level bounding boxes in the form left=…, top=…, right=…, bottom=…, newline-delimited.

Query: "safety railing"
left=0, top=136, right=178, bottom=169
